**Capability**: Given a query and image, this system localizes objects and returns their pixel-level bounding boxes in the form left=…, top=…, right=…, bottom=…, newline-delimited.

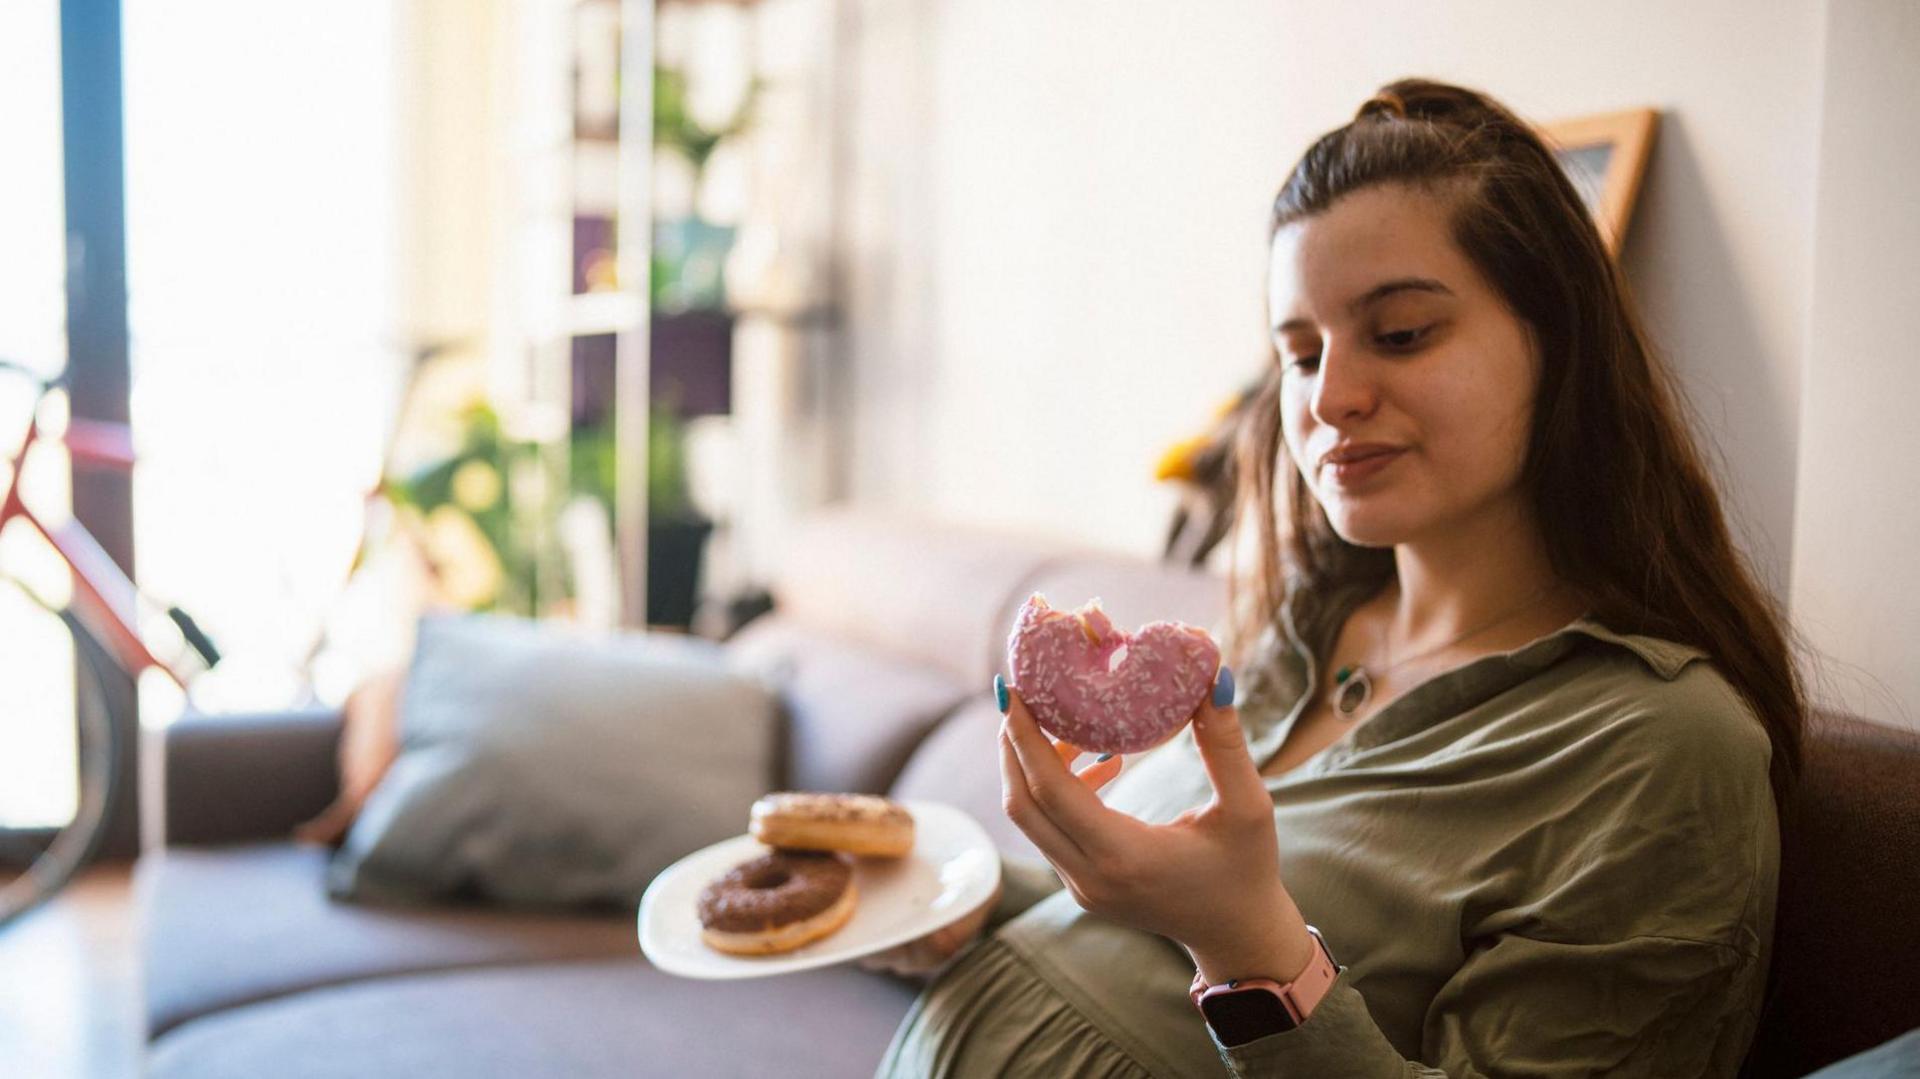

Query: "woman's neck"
left=1383, top=495, right=1575, bottom=654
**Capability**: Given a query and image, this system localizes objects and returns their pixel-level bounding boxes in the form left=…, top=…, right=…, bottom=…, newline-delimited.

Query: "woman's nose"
left=1308, top=342, right=1379, bottom=425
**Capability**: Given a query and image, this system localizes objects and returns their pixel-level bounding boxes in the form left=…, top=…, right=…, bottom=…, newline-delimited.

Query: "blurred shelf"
left=566, top=290, right=646, bottom=336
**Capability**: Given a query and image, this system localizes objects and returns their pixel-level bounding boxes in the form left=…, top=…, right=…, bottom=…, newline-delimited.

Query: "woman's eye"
left=1281, top=325, right=1431, bottom=371
left=1376, top=325, right=1433, bottom=350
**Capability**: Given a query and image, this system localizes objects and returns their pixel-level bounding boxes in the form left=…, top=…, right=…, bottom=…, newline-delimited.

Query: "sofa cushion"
left=147, top=957, right=921, bottom=1079
left=729, top=614, right=969, bottom=793
left=138, top=844, right=638, bottom=1039
left=160, top=707, right=344, bottom=846
left=329, top=613, right=780, bottom=908
left=292, top=667, right=406, bottom=846
left=887, top=698, right=1040, bottom=862
left=1742, top=714, right=1920, bottom=1079
left=767, top=510, right=1057, bottom=686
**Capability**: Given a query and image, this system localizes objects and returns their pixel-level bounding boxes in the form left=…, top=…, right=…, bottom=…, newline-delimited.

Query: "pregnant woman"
left=868, top=78, right=1802, bottom=1077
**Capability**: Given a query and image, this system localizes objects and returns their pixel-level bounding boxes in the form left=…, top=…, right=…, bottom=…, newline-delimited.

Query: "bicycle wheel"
left=0, top=577, right=122, bottom=932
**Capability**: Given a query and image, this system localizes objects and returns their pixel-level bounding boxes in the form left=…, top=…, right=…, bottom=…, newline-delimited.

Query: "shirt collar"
left=1554, top=619, right=1708, bottom=681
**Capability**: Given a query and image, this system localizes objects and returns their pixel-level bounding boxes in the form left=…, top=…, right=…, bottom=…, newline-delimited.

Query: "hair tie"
left=1366, top=90, right=1408, bottom=120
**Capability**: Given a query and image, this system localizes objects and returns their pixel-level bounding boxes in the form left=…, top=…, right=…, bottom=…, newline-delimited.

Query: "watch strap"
left=1190, top=925, right=1341, bottom=1037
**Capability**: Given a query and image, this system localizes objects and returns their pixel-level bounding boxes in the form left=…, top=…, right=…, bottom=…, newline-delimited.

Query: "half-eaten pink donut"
left=1005, top=593, right=1221, bottom=755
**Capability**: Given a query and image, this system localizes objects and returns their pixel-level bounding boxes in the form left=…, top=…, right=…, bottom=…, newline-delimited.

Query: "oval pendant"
left=1331, top=666, right=1372, bottom=720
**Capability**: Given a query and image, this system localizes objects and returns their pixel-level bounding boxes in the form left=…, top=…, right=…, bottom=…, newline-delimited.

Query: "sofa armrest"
left=158, top=707, right=343, bottom=847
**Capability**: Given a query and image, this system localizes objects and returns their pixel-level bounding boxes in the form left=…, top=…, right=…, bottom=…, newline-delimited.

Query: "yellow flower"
left=423, top=505, right=503, bottom=609
left=1154, top=435, right=1207, bottom=483
left=451, top=459, right=502, bottom=512
left=1154, top=389, right=1248, bottom=482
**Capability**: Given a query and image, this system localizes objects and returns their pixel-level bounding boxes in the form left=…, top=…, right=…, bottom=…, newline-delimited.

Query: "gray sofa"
left=136, top=511, right=1920, bottom=1077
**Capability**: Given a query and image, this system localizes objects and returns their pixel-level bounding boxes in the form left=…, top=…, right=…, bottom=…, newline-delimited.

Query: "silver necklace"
left=1328, top=583, right=1560, bottom=721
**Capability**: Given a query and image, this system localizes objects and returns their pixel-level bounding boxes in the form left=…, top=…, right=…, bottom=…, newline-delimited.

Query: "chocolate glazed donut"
left=697, top=850, right=858, bottom=956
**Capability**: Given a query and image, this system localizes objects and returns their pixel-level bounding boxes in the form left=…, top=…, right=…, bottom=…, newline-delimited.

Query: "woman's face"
left=1267, top=183, right=1539, bottom=549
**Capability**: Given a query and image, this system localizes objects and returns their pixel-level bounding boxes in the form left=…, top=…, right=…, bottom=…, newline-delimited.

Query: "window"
left=0, top=0, right=76, bottom=829
left=123, top=1, right=401, bottom=715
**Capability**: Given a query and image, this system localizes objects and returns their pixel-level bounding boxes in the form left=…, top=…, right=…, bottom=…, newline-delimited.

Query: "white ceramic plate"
left=638, top=799, right=1002, bottom=980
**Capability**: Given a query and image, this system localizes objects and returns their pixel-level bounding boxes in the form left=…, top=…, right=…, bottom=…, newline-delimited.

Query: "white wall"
left=1788, top=0, right=1920, bottom=726
left=839, top=0, right=1826, bottom=596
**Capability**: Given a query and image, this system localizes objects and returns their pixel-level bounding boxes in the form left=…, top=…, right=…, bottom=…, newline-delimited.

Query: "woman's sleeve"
left=984, top=855, right=1063, bottom=933
left=1209, top=932, right=1765, bottom=1077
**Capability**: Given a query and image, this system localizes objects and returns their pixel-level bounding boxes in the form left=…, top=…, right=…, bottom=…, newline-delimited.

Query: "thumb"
left=1193, top=667, right=1265, bottom=808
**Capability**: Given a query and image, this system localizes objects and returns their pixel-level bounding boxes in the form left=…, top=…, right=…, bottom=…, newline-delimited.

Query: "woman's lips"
left=1323, top=447, right=1405, bottom=487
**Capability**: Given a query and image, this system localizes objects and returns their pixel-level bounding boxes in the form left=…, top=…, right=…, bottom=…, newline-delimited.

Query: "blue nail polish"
left=994, top=674, right=1010, bottom=714
left=1095, top=752, right=1114, bottom=763
left=1212, top=666, right=1236, bottom=709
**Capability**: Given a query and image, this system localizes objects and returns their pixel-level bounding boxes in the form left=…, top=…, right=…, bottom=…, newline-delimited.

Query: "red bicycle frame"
left=2, top=395, right=198, bottom=688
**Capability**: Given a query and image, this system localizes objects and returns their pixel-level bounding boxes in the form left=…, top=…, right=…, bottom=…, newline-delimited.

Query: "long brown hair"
left=1230, top=78, right=1804, bottom=803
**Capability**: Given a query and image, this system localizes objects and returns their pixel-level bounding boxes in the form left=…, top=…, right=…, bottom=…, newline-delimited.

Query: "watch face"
left=1201, top=987, right=1299, bottom=1047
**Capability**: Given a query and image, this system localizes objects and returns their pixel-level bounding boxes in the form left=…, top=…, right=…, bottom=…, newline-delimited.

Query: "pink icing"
left=1005, top=593, right=1221, bottom=755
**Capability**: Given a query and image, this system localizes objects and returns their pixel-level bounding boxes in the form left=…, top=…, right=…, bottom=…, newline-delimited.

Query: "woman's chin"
left=1323, top=508, right=1414, bottom=549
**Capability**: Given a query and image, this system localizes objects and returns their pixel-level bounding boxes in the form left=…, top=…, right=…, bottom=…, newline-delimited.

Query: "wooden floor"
left=0, top=861, right=142, bottom=1078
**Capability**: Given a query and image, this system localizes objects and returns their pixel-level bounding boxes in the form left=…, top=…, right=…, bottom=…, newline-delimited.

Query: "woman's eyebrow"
left=1273, top=277, right=1455, bottom=334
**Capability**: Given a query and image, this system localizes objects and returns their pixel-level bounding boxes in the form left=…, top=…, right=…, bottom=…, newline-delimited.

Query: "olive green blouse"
left=876, top=577, right=1778, bottom=1078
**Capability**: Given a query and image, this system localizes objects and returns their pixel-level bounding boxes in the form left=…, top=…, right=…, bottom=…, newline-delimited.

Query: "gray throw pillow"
left=328, top=613, right=779, bottom=909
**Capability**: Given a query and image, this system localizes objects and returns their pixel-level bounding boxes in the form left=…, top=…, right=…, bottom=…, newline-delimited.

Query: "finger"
left=1003, top=690, right=1123, bottom=850
left=877, top=954, right=931, bottom=977
left=859, top=948, right=908, bottom=974
left=1073, top=753, right=1123, bottom=791
left=1191, top=666, right=1269, bottom=813
left=998, top=713, right=1091, bottom=872
left=896, top=941, right=940, bottom=973
left=929, top=919, right=974, bottom=953
left=1052, top=738, right=1084, bottom=768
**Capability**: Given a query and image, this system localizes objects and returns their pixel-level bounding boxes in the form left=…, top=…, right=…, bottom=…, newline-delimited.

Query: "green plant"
left=652, top=64, right=760, bottom=313
left=652, top=66, right=753, bottom=172
left=647, top=402, right=694, bottom=521
left=567, top=400, right=700, bottom=525
left=382, top=400, right=543, bottom=613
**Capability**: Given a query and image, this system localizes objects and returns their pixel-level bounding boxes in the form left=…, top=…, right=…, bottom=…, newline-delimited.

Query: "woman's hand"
left=998, top=670, right=1316, bottom=985
left=858, top=877, right=1003, bottom=978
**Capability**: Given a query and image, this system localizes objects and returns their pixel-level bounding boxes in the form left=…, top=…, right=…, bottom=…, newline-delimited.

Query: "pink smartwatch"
left=1189, top=926, right=1341, bottom=1047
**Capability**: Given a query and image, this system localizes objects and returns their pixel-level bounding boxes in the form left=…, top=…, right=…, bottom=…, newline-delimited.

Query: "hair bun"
left=1355, top=79, right=1505, bottom=130
left=1358, top=90, right=1408, bottom=121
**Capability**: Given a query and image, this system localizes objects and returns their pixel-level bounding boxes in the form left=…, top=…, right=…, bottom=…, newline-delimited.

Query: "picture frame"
left=1537, top=107, right=1660, bottom=256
